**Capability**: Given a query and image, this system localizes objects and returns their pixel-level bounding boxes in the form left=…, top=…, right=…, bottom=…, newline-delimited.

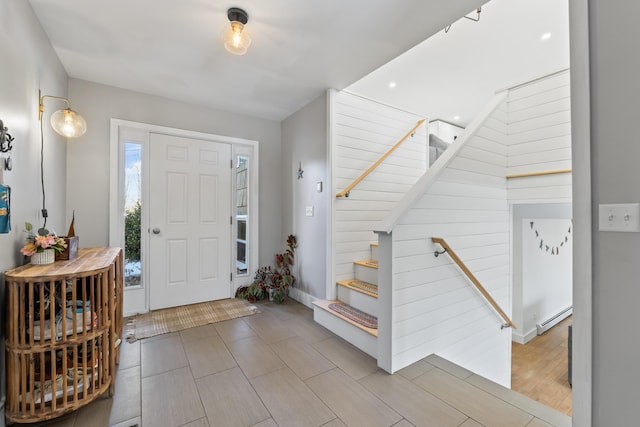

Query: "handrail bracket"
left=432, top=236, right=516, bottom=330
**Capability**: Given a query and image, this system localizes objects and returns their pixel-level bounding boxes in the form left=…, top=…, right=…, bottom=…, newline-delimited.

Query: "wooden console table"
left=4, top=247, right=123, bottom=423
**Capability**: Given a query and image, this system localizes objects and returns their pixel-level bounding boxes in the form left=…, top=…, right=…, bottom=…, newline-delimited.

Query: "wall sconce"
left=38, top=90, right=87, bottom=138
left=224, top=7, right=251, bottom=55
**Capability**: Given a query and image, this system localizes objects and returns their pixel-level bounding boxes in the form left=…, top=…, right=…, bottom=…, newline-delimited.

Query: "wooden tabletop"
left=5, top=247, right=122, bottom=279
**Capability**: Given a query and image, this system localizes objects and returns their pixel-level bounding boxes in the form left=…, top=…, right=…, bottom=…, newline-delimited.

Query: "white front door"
left=148, top=133, right=232, bottom=310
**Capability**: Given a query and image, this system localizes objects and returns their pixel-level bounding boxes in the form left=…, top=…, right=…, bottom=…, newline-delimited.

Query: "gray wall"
left=281, top=94, right=328, bottom=299
left=0, top=2, right=70, bottom=425
left=67, top=79, right=283, bottom=266
left=588, top=1, right=640, bottom=424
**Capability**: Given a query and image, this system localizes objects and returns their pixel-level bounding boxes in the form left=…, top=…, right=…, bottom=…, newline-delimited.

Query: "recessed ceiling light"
left=541, top=32, right=552, bottom=41
left=388, top=82, right=397, bottom=88
left=454, top=116, right=460, bottom=120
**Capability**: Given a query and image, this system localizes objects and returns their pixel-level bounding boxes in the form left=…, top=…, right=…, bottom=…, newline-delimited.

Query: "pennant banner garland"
left=529, top=220, right=572, bottom=256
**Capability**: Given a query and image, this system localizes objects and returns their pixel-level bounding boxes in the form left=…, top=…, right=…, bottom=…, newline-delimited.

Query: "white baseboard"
left=512, top=328, right=538, bottom=344
left=288, top=287, right=317, bottom=309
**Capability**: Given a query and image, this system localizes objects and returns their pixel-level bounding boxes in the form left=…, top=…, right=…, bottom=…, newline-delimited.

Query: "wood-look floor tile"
left=413, top=368, right=533, bottom=427
left=392, top=420, right=416, bottom=427
left=466, top=374, right=571, bottom=427
left=226, top=336, right=285, bottom=378
left=75, top=396, right=113, bottom=427
left=290, top=317, right=334, bottom=344
left=270, top=336, right=335, bottom=380
left=118, top=340, right=140, bottom=370
left=424, top=354, right=474, bottom=380
left=181, top=417, right=210, bottom=427
left=306, top=368, right=402, bottom=427
left=320, top=419, right=347, bottom=427
left=108, top=366, right=141, bottom=425
left=179, top=324, right=220, bottom=343
left=251, top=368, right=335, bottom=427
left=244, top=312, right=299, bottom=343
left=312, top=337, right=379, bottom=380
left=142, top=366, right=205, bottom=426
left=459, top=419, right=483, bottom=427
left=359, top=370, right=467, bottom=427
left=182, top=334, right=237, bottom=378
left=141, top=334, right=189, bottom=378
left=526, top=418, right=554, bottom=427
left=396, top=359, right=435, bottom=381
left=196, top=367, right=270, bottom=427
left=215, top=317, right=256, bottom=343
left=110, top=416, right=141, bottom=427
left=250, top=419, right=278, bottom=427
left=31, top=412, right=76, bottom=426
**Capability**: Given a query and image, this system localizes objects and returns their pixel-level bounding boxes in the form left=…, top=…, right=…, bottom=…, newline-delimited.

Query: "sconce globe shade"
left=224, top=21, right=251, bottom=55
left=50, top=108, right=87, bottom=138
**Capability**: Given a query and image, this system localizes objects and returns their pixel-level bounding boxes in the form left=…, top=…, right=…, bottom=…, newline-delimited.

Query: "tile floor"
left=24, top=299, right=571, bottom=427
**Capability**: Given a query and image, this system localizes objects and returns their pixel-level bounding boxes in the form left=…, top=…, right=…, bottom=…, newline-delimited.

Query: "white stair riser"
left=355, top=264, right=378, bottom=285
left=370, top=245, right=378, bottom=260
left=337, top=286, right=378, bottom=316
left=313, top=305, right=377, bottom=358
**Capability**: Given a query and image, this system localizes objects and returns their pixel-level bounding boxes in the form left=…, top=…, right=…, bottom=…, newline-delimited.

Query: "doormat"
left=328, top=302, right=378, bottom=329
left=125, top=299, right=259, bottom=342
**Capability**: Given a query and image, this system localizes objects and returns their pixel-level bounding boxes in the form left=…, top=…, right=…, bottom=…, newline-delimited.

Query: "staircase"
left=313, top=242, right=379, bottom=358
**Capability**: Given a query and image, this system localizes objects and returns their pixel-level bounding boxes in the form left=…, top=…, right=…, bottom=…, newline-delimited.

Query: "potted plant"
left=20, top=222, right=67, bottom=265
left=236, top=234, right=297, bottom=304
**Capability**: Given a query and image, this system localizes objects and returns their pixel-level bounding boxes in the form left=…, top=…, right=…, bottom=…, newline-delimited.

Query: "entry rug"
left=328, top=302, right=378, bottom=329
left=125, top=298, right=259, bottom=342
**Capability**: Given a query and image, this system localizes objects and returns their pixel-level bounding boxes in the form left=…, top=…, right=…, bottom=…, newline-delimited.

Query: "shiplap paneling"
left=332, top=91, right=427, bottom=283
left=506, top=70, right=572, bottom=203
left=385, top=97, right=512, bottom=385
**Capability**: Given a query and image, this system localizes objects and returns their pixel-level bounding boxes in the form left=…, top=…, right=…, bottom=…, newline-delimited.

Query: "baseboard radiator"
left=536, top=306, right=572, bottom=335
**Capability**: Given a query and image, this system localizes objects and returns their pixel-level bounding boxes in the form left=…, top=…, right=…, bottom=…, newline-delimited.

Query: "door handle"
left=152, top=227, right=161, bottom=234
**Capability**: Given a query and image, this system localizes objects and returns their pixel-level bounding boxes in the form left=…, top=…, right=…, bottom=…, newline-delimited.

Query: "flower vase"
left=31, top=249, right=55, bottom=265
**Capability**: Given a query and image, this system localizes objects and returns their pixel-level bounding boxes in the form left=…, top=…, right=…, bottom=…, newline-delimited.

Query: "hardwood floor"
left=511, top=316, right=573, bottom=416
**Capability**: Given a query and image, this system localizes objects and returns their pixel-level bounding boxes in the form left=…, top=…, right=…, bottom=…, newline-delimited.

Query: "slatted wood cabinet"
left=5, top=247, right=123, bottom=423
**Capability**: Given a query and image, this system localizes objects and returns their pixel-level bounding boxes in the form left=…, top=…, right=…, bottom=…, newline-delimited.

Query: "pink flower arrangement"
left=20, top=222, right=67, bottom=256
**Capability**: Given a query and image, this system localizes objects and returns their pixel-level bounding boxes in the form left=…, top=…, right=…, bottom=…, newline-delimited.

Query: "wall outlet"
left=305, top=206, right=314, bottom=217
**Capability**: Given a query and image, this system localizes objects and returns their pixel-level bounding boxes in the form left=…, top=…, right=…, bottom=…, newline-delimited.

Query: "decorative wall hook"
left=0, top=120, right=14, bottom=153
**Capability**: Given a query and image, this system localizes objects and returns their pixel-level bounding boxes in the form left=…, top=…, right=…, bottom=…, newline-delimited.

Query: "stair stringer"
left=374, top=91, right=512, bottom=380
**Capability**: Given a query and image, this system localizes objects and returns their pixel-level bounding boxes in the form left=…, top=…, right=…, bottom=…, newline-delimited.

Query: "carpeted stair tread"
left=313, top=300, right=378, bottom=336
left=355, top=259, right=378, bottom=269
left=337, top=279, right=378, bottom=298
left=328, top=302, right=378, bottom=330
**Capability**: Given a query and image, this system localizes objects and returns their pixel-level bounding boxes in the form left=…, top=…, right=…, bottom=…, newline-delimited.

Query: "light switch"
left=598, top=203, right=640, bottom=232
left=305, top=206, right=314, bottom=217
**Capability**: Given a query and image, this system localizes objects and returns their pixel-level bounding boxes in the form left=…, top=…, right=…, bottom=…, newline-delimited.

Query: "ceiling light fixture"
left=541, top=32, right=552, bottom=41
left=224, top=7, right=251, bottom=55
left=388, top=82, right=397, bottom=88
left=39, top=91, right=87, bottom=138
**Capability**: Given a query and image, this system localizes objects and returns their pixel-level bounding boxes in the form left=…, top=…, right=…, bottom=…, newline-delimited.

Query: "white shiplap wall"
left=385, top=97, right=512, bottom=385
left=507, top=70, right=572, bottom=203
left=331, top=91, right=428, bottom=291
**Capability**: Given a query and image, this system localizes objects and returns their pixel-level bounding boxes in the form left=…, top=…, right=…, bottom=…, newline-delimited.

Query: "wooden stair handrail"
left=506, top=169, right=571, bottom=179
left=336, top=119, right=426, bottom=198
left=432, top=237, right=516, bottom=329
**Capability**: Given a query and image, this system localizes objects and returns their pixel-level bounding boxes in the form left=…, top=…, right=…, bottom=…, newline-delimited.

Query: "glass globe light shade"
left=50, top=108, right=87, bottom=138
left=224, top=21, right=251, bottom=55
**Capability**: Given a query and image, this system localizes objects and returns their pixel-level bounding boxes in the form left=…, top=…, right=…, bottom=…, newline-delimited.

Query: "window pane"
left=236, top=155, right=249, bottom=275
left=124, top=142, right=142, bottom=287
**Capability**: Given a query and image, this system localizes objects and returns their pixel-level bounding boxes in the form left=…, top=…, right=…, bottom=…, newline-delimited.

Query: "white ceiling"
left=348, top=0, right=570, bottom=127
left=28, top=0, right=568, bottom=125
